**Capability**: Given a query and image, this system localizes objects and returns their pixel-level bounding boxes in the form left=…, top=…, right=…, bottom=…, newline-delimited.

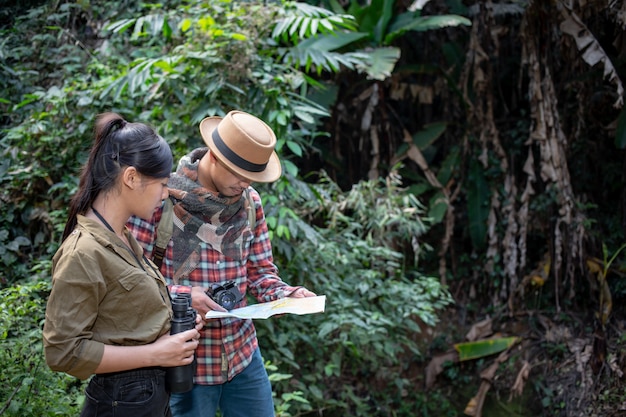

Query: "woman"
left=43, top=112, right=201, bottom=417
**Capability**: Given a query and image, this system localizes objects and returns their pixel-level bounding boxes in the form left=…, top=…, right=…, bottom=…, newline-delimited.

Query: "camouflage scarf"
left=167, top=148, right=251, bottom=283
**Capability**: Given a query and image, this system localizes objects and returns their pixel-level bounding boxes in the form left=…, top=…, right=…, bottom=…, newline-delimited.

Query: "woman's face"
left=135, top=175, right=169, bottom=220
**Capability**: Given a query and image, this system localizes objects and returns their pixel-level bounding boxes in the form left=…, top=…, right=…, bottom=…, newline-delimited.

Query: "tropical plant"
left=0, top=279, right=86, bottom=416
left=0, top=2, right=456, bottom=416
left=100, top=0, right=331, bottom=171
left=272, top=0, right=470, bottom=80
left=257, top=169, right=452, bottom=416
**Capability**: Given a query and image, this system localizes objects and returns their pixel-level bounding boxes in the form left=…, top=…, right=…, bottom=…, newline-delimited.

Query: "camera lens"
left=219, top=292, right=237, bottom=310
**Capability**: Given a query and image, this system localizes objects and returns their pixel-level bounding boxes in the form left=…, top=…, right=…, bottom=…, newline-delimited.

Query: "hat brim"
left=200, top=116, right=282, bottom=183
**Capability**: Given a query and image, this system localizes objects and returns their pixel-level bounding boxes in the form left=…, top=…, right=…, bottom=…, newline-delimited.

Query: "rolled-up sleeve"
left=245, top=190, right=299, bottom=301
left=43, top=244, right=106, bottom=380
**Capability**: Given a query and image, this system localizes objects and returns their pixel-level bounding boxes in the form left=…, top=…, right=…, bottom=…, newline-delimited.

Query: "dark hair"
left=62, top=112, right=173, bottom=240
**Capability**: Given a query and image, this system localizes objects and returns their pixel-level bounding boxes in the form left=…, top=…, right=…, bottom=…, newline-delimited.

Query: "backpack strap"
left=152, top=198, right=173, bottom=268
left=245, top=189, right=256, bottom=230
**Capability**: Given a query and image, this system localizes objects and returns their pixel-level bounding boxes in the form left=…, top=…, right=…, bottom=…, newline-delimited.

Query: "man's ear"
left=122, top=166, right=139, bottom=189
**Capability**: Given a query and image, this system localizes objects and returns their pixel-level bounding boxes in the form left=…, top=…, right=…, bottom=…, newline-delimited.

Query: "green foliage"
left=271, top=2, right=372, bottom=75
left=0, top=279, right=85, bottom=416
left=275, top=0, right=470, bottom=80
left=257, top=170, right=452, bottom=416
left=454, top=336, right=520, bottom=361
left=98, top=0, right=330, bottom=163
left=390, top=388, right=459, bottom=417
left=266, top=360, right=312, bottom=417
left=0, top=1, right=455, bottom=415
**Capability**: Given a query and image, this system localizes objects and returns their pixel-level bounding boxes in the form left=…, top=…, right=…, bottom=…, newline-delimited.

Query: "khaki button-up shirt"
left=43, top=215, right=172, bottom=380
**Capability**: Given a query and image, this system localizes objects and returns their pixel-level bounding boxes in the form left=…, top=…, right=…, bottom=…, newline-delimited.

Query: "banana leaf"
left=454, top=336, right=520, bottom=362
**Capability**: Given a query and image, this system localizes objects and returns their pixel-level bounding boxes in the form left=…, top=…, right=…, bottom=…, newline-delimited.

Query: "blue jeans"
left=170, top=348, right=274, bottom=417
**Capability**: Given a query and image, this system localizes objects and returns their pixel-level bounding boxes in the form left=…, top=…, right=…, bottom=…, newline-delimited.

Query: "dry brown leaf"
left=391, top=127, right=456, bottom=284
left=608, top=353, right=624, bottom=378
left=464, top=349, right=512, bottom=416
left=479, top=359, right=501, bottom=381
left=424, top=350, right=459, bottom=389
left=510, top=360, right=530, bottom=399
left=368, top=127, right=380, bottom=180
left=464, top=381, right=491, bottom=417
left=545, top=325, right=572, bottom=344
left=465, top=317, right=493, bottom=342
left=559, top=6, right=624, bottom=106
left=464, top=395, right=478, bottom=416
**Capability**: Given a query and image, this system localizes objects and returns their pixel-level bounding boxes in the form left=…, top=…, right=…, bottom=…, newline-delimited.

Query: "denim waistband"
left=95, top=366, right=167, bottom=380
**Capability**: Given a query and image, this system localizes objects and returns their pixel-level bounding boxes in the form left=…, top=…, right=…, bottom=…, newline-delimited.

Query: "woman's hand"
left=195, top=313, right=204, bottom=331
left=94, top=327, right=200, bottom=374
left=153, top=328, right=199, bottom=367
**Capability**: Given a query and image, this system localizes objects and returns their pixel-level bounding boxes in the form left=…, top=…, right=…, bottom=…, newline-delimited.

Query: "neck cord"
left=91, top=206, right=116, bottom=234
left=91, top=206, right=147, bottom=272
left=91, top=206, right=170, bottom=302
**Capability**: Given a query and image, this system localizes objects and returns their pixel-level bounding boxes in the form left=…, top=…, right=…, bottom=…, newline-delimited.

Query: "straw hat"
left=199, top=110, right=282, bottom=183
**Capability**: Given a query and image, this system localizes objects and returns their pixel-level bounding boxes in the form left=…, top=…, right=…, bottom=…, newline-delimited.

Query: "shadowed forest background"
left=2, top=0, right=626, bottom=416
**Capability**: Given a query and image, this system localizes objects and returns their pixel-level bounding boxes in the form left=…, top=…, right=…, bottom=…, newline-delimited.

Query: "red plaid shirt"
left=127, top=187, right=298, bottom=385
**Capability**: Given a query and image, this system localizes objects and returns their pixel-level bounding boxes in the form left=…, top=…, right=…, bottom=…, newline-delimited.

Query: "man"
left=127, top=110, right=316, bottom=417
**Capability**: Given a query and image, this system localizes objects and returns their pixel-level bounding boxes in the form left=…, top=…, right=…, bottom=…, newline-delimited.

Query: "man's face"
left=210, top=155, right=252, bottom=199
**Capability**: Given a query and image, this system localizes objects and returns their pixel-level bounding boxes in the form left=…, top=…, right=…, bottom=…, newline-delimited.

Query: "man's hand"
left=190, top=286, right=227, bottom=322
left=289, top=287, right=316, bottom=298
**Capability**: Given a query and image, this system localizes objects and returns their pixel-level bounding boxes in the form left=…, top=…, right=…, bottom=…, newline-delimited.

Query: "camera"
left=166, top=293, right=197, bottom=393
left=205, top=281, right=244, bottom=311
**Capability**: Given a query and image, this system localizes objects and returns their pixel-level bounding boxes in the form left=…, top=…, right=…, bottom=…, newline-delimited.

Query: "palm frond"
left=272, top=1, right=357, bottom=42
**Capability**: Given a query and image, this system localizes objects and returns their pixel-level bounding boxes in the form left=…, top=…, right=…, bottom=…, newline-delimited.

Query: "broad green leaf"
left=454, top=336, right=520, bottom=361
left=289, top=16, right=304, bottom=37
left=277, top=111, right=288, bottom=125
left=293, top=108, right=314, bottom=123
left=283, top=159, right=298, bottom=177
left=355, top=47, right=400, bottom=80
left=154, top=59, right=177, bottom=72
left=162, top=19, right=172, bottom=40
left=373, top=0, right=395, bottom=45
left=412, top=122, right=447, bottom=149
left=105, top=18, right=135, bottom=34
left=99, top=75, right=128, bottom=100
left=180, top=18, right=192, bottom=33
left=198, top=16, right=215, bottom=32
left=320, top=19, right=334, bottom=31
left=437, top=147, right=459, bottom=185
left=428, top=190, right=448, bottom=223
left=298, top=32, right=369, bottom=52
left=386, top=14, right=471, bottom=44
left=133, top=16, right=146, bottom=38
left=300, top=17, right=311, bottom=38
left=310, top=18, right=319, bottom=35
left=145, top=14, right=164, bottom=37
left=287, top=141, right=303, bottom=157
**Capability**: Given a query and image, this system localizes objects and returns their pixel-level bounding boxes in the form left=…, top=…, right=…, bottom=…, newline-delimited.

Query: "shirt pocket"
left=100, top=266, right=169, bottom=341
left=118, top=273, right=143, bottom=292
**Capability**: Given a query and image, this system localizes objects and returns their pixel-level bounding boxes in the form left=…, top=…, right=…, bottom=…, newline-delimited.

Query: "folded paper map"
left=205, top=295, right=326, bottom=320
